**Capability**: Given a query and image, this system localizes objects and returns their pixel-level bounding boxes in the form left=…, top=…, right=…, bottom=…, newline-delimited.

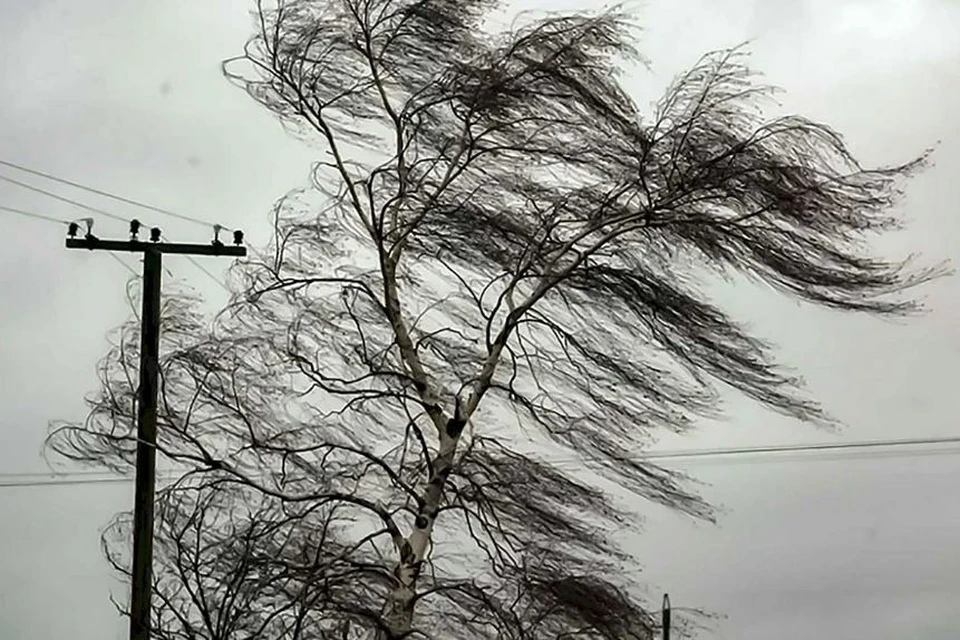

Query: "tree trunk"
left=382, top=424, right=462, bottom=637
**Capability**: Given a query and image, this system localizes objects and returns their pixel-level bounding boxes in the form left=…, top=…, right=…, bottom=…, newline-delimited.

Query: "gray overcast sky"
left=1, top=0, right=958, bottom=638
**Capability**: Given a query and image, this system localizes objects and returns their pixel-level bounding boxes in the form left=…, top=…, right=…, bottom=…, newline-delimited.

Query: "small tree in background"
left=49, top=1, right=944, bottom=638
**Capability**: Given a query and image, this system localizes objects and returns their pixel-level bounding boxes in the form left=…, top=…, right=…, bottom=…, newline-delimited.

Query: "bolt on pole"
left=66, top=219, right=246, bottom=640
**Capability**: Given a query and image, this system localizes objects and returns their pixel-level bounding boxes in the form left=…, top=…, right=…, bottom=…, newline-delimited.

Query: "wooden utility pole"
left=662, top=593, right=671, bottom=640
left=66, top=219, right=245, bottom=640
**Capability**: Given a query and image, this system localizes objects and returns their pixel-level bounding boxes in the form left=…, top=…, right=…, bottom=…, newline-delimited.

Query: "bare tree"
left=49, top=1, right=944, bottom=638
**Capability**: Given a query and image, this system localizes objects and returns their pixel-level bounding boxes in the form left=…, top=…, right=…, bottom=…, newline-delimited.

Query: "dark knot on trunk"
left=445, top=417, right=466, bottom=438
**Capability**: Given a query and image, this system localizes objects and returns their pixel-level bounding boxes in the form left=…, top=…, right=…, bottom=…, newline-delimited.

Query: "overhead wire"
left=0, top=472, right=181, bottom=489
left=0, top=469, right=125, bottom=479
left=1, top=203, right=141, bottom=276
left=0, top=157, right=268, bottom=261
left=0, top=158, right=265, bottom=293
left=1, top=435, right=959, bottom=488
left=0, top=158, right=215, bottom=228
left=545, top=435, right=960, bottom=470
left=602, top=434, right=960, bottom=461
left=108, top=251, right=140, bottom=277
left=0, top=203, right=69, bottom=226
left=0, top=167, right=236, bottom=291
left=158, top=231, right=233, bottom=295
left=186, top=255, right=232, bottom=294
left=0, top=476, right=134, bottom=488
left=0, top=173, right=131, bottom=225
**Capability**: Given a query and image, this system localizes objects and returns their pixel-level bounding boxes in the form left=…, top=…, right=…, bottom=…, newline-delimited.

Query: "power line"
left=0, top=476, right=134, bottom=488
left=526, top=435, right=960, bottom=470
left=1, top=159, right=276, bottom=279
left=185, top=255, right=232, bottom=294
left=0, top=471, right=181, bottom=489
left=160, top=232, right=232, bottom=294
left=0, top=203, right=68, bottom=225
left=617, top=434, right=960, bottom=461
left=109, top=251, right=141, bottom=277
left=580, top=444, right=960, bottom=470
left=1, top=202, right=226, bottom=289
left=0, top=158, right=217, bottom=228
left=547, top=435, right=960, bottom=469
left=1, top=203, right=142, bottom=276
left=1, top=435, right=958, bottom=489
left=0, top=173, right=131, bottom=224
left=0, top=469, right=127, bottom=479
left=0, top=159, right=270, bottom=255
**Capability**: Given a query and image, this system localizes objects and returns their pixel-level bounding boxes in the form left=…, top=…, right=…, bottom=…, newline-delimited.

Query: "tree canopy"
left=49, top=1, right=944, bottom=638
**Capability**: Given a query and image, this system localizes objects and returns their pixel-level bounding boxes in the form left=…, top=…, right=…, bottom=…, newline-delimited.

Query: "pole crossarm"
left=66, top=237, right=247, bottom=257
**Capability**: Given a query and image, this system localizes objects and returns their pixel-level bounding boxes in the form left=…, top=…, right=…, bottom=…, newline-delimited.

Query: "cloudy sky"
left=1, top=0, right=958, bottom=638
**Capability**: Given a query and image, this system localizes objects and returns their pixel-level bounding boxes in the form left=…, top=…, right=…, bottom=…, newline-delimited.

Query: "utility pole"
left=662, top=593, right=671, bottom=640
left=66, top=219, right=246, bottom=640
